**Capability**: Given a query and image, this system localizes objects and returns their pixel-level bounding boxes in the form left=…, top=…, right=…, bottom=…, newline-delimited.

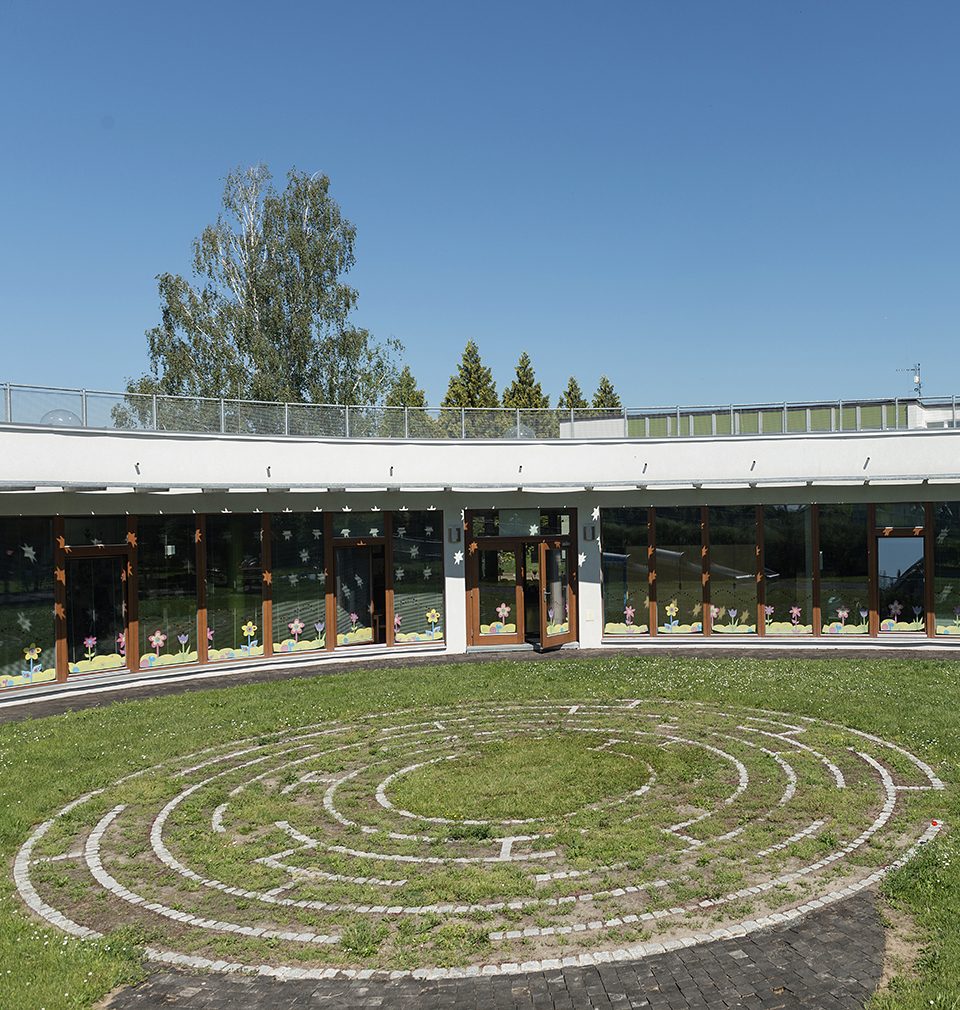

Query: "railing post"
left=152, top=394, right=158, bottom=430
left=345, top=405, right=350, bottom=438
left=676, top=405, right=681, bottom=438
left=730, top=404, right=735, bottom=435
left=516, top=407, right=521, bottom=439
left=570, top=407, right=575, bottom=438
left=404, top=406, right=409, bottom=438
left=623, top=405, right=628, bottom=437
left=894, top=397, right=899, bottom=430
left=81, top=389, right=88, bottom=426
left=782, top=401, right=787, bottom=432
left=953, top=395, right=956, bottom=429
left=284, top=402, right=289, bottom=436
left=219, top=398, right=225, bottom=433
left=838, top=399, right=843, bottom=431
left=461, top=408, right=466, bottom=439
left=4, top=382, right=10, bottom=423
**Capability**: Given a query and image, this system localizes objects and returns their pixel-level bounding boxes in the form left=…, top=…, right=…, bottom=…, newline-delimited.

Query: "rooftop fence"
left=2, top=382, right=958, bottom=441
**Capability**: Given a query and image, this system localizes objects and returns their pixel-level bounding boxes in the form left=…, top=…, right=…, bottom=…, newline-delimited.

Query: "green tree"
left=386, top=366, right=427, bottom=407
left=127, top=164, right=400, bottom=405
left=557, top=376, right=588, bottom=409
left=592, top=375, right=622, bottom=410
left=440, top=341, right=499, bottom=408
left=502, top=352, right=550, bottom=409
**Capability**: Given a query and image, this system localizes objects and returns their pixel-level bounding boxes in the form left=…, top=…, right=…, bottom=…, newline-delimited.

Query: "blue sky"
left=1, top=2, right=957, bottom=406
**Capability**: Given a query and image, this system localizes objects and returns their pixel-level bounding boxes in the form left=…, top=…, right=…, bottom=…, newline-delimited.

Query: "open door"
left=538, top=542, right=577, bottom=648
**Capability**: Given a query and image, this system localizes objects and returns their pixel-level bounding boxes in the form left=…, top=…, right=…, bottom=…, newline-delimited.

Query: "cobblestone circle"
left=15, top=700, right=943, bottom=980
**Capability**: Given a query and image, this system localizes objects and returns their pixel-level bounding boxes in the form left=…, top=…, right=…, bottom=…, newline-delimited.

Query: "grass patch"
left=0, top=654, right=956, bottom=1008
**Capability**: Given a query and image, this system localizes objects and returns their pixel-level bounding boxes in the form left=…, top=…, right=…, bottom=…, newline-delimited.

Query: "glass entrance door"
left=539, top=543, right=575, bottom=647
left=476, top=548, right=523, bottom=644
left=335, top=545, right=386, bottom=646
left=877, top=537, right=926, bottom=632
left=66, top=555, right=128, bottom=675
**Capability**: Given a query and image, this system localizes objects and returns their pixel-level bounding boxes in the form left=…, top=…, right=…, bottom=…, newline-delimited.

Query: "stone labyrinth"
left=15, top=700, right=944, bottom=981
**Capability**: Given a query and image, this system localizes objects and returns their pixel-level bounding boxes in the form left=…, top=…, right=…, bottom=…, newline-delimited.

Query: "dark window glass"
left=934, top=502, right=960, bottom=636
left=763, top=505, right=814, bottom=634
left=138, top=516, right=198, bottom=668
left=64, top=516, right=126, bottom=546
left=206, top=515, right=263, bottom=660
left=600, top=508, right=649, bottom=636
left=708, top=506, right=757, bottom=635
left=0, top=517, right=55, bottom=688
left=654, top=507, right=703, bottom=634
left=271, top=515, right=326, bottom=653
left=393, top=512, right=444, bottom=643
left=819, top=504, right=869, bottom=635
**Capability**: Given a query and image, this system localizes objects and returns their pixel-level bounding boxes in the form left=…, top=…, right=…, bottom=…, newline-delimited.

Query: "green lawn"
left=0, top=654, right=957, bottom=1009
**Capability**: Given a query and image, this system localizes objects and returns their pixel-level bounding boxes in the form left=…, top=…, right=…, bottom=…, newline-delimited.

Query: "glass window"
left=332, top=512, right=386, bottom=540
left=138, top=516, right=198, bottom=668
left=66, top=556, right=126, bottom=675
left=471, top=510, right=571, bottom=538
left=601, top=508, right=649, bottom=636
left=0, top=517, right=55, bottom=688
left=818, top=504, right=869, bottom=635
left=478, top=549, right=518, bottom=635
left=393, top=512, right=444, bottom=644
left=876, top=503, right=925, bottom=529
left=877, top=537, right=925, bottom=632
left=708, top=506, right=757, bottom=634
left=654, top=507, right=703, bottom=634
left=933, top=502, right=960, bottom=636
left=64, top=516, right=126, bottom=547
left=763, top=505, right=814, bottom=634
left=271, top=515, right=327, bottom=654
left=335, top=545, right=385, bottom=645
left=205, top=515, right=263, bottom=661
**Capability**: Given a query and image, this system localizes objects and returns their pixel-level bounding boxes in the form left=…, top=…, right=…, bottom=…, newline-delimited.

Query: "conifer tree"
left=440, top=341, right=499, bottom=408
left=592, top=375, right=622, bottom=409
left=557, top=376, right=588, bottom=409
left=502, top=352, right=549, bottom=409
left=386, top=365, right=427, bottom=407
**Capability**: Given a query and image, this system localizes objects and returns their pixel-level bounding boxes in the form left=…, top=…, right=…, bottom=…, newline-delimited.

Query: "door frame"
left=872, top=528, right=929, bottom=635
left=464, top=510, right=578, bottom=647
left=538, top=540, right=578, bottom=648
left=62, top=548, right=133, bottom=679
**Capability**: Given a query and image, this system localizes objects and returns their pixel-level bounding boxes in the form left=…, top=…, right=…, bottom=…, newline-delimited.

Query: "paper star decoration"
left=423, top=567, right=432, bottom=579
left=453, top=550, right=464, bottom=565
left=282, top=529, right=293, bottom=541
left=410, top=545, right=419, bottom=559
left=340, top=528, right=351, bottom=538
left=312, top=529, right=322, bottom=539
left=299, top=549, right=309, bottom=562
left=369, top=528, right=380, bottom=537
left=341, top=506, right=352, bottom=512
left=21, top=544, right=37, bottom=562
left=16, top=612, right=31, bottom=632
left=395, top=568, right=405, bottom=581
left=529, top=524, right=539, bottom=536
left=591, top=507, right=600, bottom=522
left=578, top=552, right=587, bottom=568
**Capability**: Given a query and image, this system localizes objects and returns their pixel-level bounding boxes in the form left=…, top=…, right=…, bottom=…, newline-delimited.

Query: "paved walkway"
left=104, top=891, right=883, bottom=1010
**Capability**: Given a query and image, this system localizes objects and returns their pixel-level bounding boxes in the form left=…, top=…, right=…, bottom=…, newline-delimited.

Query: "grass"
left=0, top=653, right=956, bottom=1008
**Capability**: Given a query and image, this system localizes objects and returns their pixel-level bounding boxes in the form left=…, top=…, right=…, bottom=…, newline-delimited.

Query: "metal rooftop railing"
left=1, top=382, right=957, bottom=440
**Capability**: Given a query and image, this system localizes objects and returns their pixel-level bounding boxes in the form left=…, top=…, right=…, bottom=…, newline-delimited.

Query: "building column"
left=577, top=503, right=603, bottom=648
left=443, top=502, right=467, bottom=654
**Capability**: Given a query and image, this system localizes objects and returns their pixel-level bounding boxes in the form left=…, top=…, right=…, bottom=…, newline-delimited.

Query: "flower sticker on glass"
left=241, top=621, right=258, bottom=652
left=22, top=645, right=41, bottom=681
left=315, top=621, right=325, bottom=639
left=624, top=604, right=635, bottom=625
left=116, top=631, right=126, bottom=657
left=764, top=605, right=774, bottom=624
left=82, top=635, right=97, bottom=661
left=148, top=630, right=167, bottom=656
left=394, top=614, right=402, bottom=631
left=837, top=607, right=849, bottom=625
left=288, top=618, right=304, bottom=642
left=426, top=608, right=441, bottom=635
left=349, top=612, right=359, bottom=631
left=790, top=605, right=801, bottom=625
left=888, top=600, right=903, bottom=619
left=177, top=633, right=189, bottom=653
left=496, top=602, right=511, bottom=622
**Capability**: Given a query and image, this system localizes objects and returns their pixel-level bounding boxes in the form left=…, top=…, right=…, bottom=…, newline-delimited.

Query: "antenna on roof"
left=897, top=362, right=921, bottom=397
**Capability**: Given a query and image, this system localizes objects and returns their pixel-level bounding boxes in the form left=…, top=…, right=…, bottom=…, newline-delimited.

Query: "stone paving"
left=105, top=890, right=884, bottom=1009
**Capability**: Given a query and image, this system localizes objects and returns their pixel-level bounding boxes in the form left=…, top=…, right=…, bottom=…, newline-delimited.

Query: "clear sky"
left=1, top=1, right=957, bottom=406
